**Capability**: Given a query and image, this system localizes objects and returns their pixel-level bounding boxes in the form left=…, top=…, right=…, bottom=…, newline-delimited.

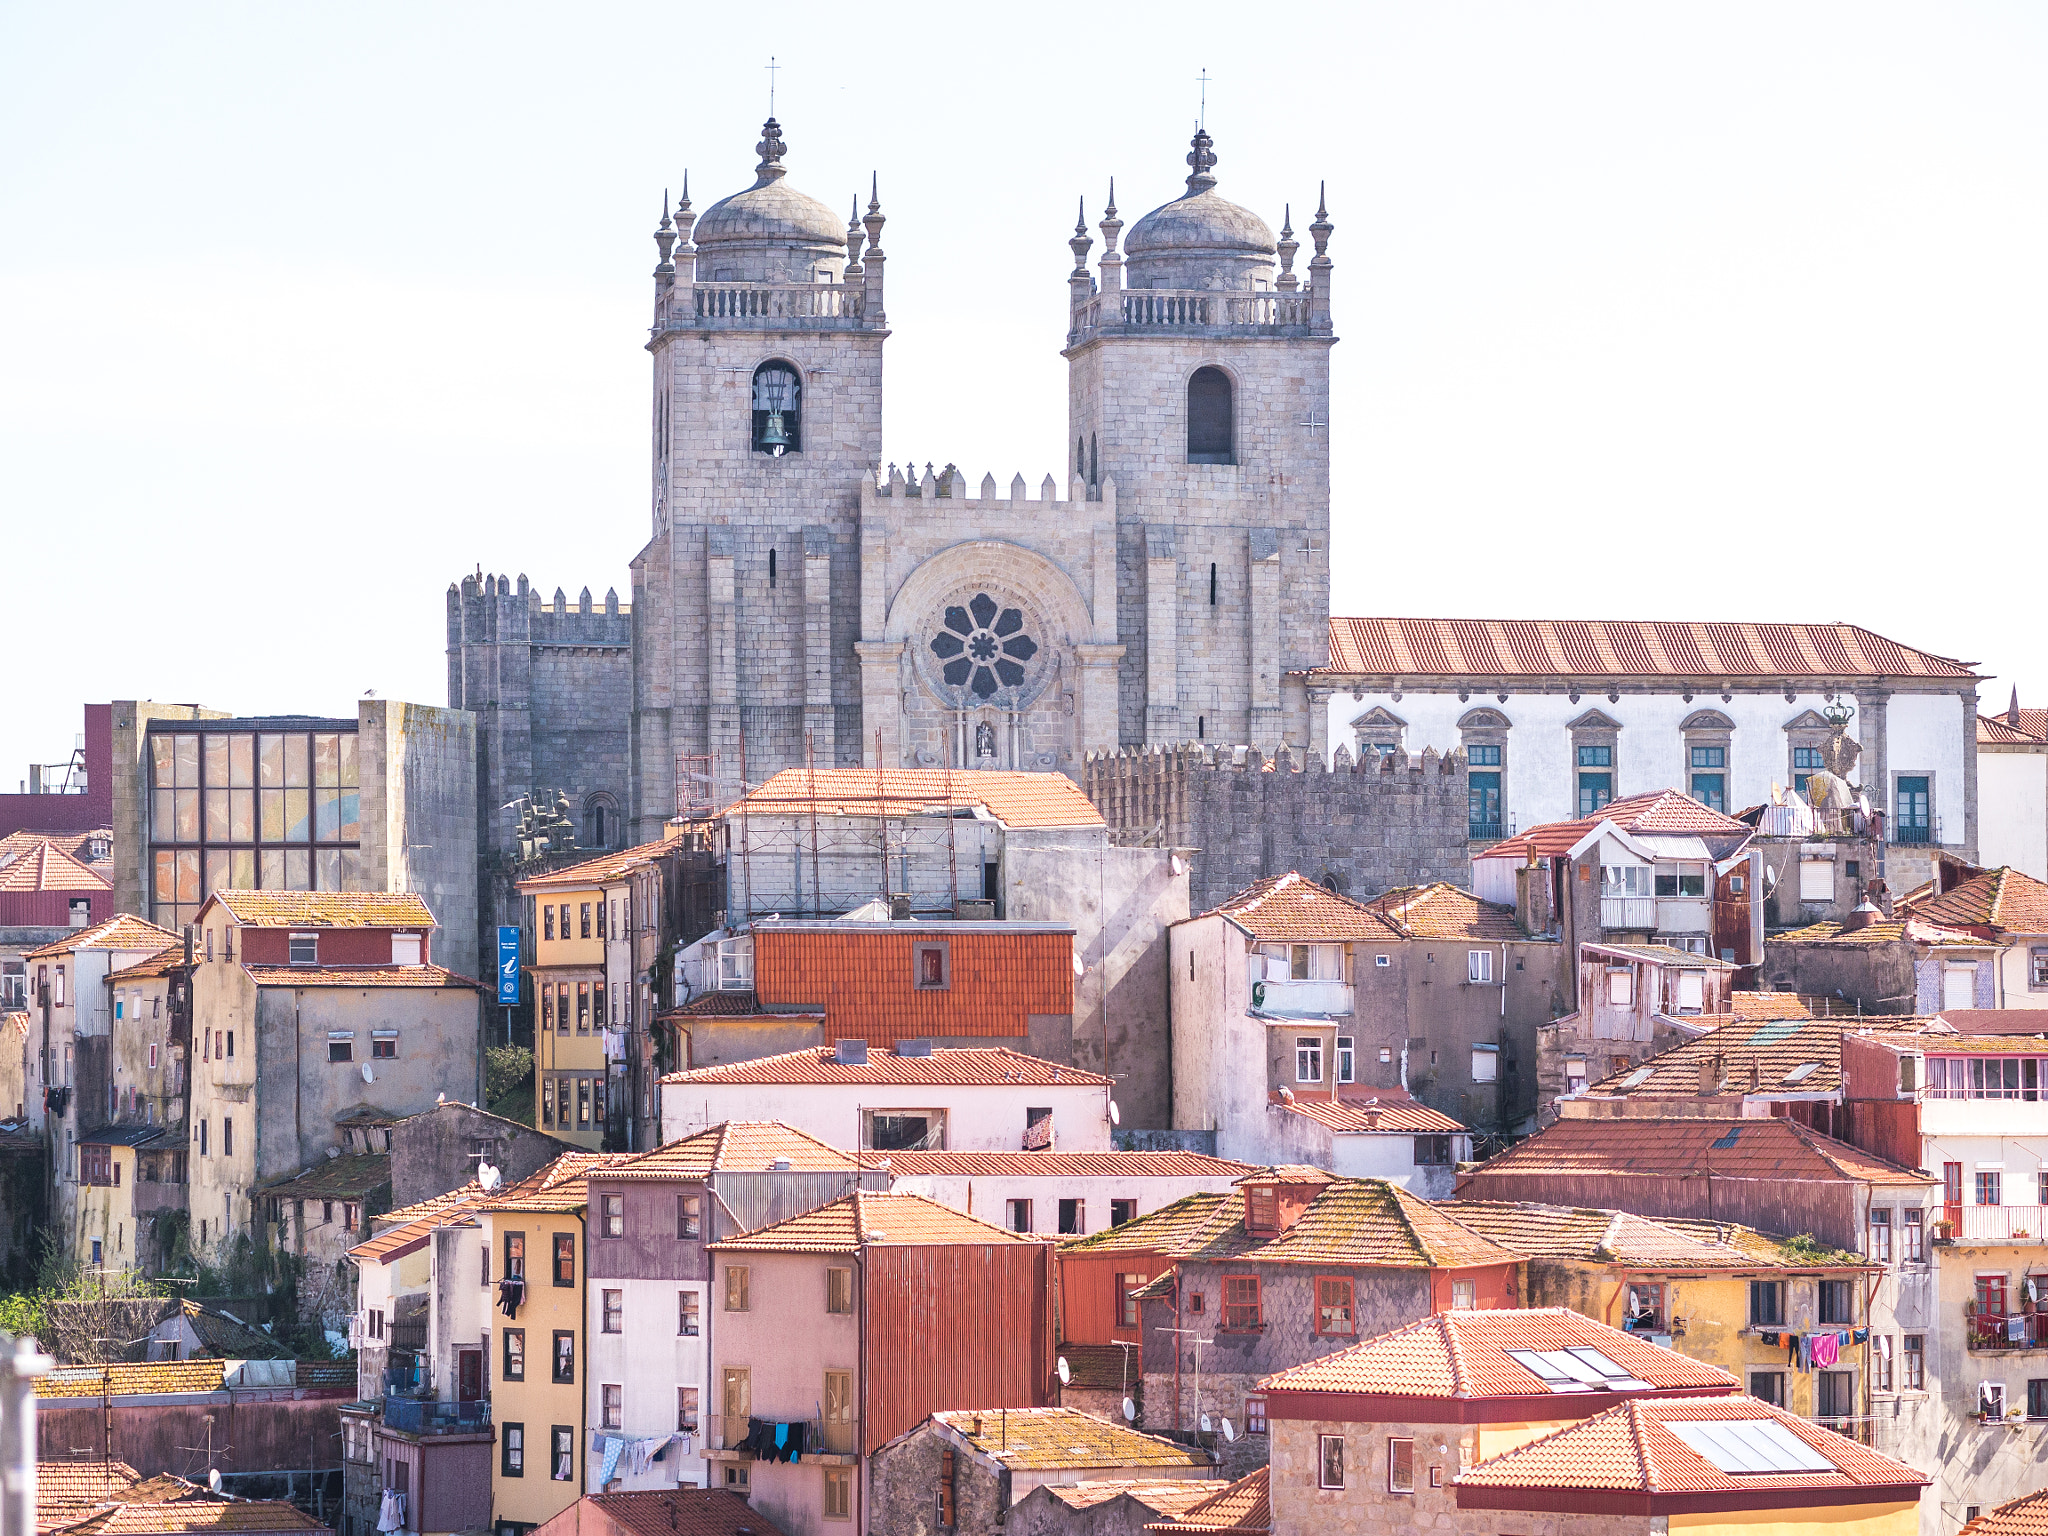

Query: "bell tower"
left=1062, top=128, right=1335, bottom=752
left=630, top=122, right=891, bottom=836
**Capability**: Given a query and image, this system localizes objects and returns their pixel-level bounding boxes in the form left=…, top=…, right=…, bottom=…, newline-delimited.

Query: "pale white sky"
left=3, top=3, right=2043, bottom=780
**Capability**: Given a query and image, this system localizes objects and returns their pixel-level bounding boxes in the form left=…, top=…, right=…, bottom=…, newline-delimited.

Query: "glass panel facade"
left=147, top=723, right=362, bottom=930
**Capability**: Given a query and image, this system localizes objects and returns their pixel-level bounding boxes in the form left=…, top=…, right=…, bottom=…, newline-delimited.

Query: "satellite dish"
left=478, top=1162, right=502, bottom=1191
left=1122, top=1397, right=1136, bottom=1422
left=207, top=1470, right=221, bottom=1493
left=361, top=1063, right=374, bottom=1084
left=1057, top=1356, right=1071, bottom=1385
left=1199, top=1414, right=1212, bottom=1434
left=1108, top=1101, right=1121, bottom=1127
left=1170, top=853, right=1188, bottom=877
left=1222, top=1418, right=1237, bottom=1442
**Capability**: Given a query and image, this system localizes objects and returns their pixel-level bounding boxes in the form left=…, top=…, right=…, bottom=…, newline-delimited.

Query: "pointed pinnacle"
left=1105, top=176, right=1117, bottom=216
left=1281, top=202, right=1293, bottom=238
left=868, top=172, right=879, bottom=212
left=1317, top=180, right=1328, bottom=220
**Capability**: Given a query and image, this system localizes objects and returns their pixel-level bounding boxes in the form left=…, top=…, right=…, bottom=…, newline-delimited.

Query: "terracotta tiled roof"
left=663, top=990, right=802, bottom=1018
left=1463, top=1116, right=1933, bottom=1187
left=51, top=1500, right=329, bottom=1535
left=0, top=840, right=110, bottom=894
left=1260, top=1307, right=1733, bottom=1398
left=569, top=1489, right=792, bottom=1536
left=105, top=946, right=186, bottom=983
left=1902, top=867, right=2048, bottom=936
left=1479, top=791, right=1754, bottom=863
left=200, top=890, right=435, bottom=929
left=1441, top=1203, right=1867, bottom=1270
left=1143, top=1467, right=1269, bottom=1533
left=933, top=1407, right=1212, bottom=1470
left=1725, top=992, right=1823, bottom=1020
left=169, top=1301, right=289, bottom=1360
left=661, top=1045, right=1111, bottom=1088
left=1054, top=1342, right=1143, bottom=1391
left=1313, top=617, right=1976, bottom=681
left=295, top=1360, right=356, bottom=1390
left=349, top=1184, right=491, bottom=1264
left=1453, top=1394, right=1926, bottom=1500
left=1042, top=1480, right=1222, bottom=1517
left=1979, top=710, right=2048, bottom=746
left=1578, top=1016, right=1943, bottom=1100
left=376, top=1180, right=491, bottom=1226
left=242, top=964, right=480, bottom=990
left=1276, top=1095, right=1468, bottom=1135
left=747, top=924, right=1076, bottom=1044
left=1063, top=1180, right=1515, bottom=1270
left=1197, top=872, right=1397, bottom=943
left=478, top=1151, right=634, bottom=1213
left=515, top=838, right=677, bottom=893
left=1959, top=1489, right=2048, bottom=1536
left=37, top=1461, right=142, bottom=1533
left=1769, top=916, right=1983, bottom=947
left=870, top=1151, right=1254, bottom=1178
left=37, top=1361, right=226, bottom=1398
left=603, top=1121, right=860, bottom=1179
left=257, top=1153, right=390, bottom=1201
left=729, top=768, right=1104, bottom=829
left=0, top=829, right=109, bottom=866
left=26, top=915, right=180, bottom=961
left=707, top=1191, right=1035, bottom=1253
left=1362, top=884, right=1532, bottom=941
left=1584, top=942, right=1738, bottom=970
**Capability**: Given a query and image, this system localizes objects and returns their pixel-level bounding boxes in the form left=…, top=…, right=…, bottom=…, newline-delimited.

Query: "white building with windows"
left=1305, top=618, right=1982, bottom=891
left=868, top=1149, right=1253, bottom=1237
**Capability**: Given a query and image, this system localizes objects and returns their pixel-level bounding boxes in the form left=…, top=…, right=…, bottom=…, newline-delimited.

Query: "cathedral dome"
left=691, top=119, right=848, bottom=284
left=1123, top=128, right=1276, bottom=290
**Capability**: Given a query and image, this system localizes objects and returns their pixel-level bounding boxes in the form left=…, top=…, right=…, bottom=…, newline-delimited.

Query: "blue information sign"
left=497, top=926, right=521, bottom=1007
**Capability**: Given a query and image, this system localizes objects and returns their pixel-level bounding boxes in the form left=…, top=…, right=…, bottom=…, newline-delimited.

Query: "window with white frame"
left=1471, top=1045, right=1498, bottom=1083
left=1468, top=950, right=1492, bottom=984
left=1607, top=968, right=1635, bottom=1006
left=1296, top=1037, right=1324, bottom=1084
left=1260, top=943, right=1343, bottom=982
left=1336, top=1036, right=1355, bottom=1084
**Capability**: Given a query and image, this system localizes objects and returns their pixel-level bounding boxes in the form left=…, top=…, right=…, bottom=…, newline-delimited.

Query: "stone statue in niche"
left=975, top=720, right=997, bottom=760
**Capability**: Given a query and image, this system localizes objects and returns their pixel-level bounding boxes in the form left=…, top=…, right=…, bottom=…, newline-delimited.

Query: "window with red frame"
left=1223, top=1275, right=1262, bottom=1331
left=1246, top=1185, right=1278, bottom=1233
left=1316, top=1276, right=1355, bottom=1336
left=1979, top=1274, right=2010, bottom=1317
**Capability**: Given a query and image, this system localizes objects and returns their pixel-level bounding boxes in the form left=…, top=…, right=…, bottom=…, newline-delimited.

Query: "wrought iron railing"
left=382, top=1397, right=490, bottom=1434
left=1968, top=1312, right=2048, bottom=1351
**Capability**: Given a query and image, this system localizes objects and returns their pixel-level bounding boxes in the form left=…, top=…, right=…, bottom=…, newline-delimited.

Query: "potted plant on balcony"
left=1934, top=1218, right=1956, bottom=1243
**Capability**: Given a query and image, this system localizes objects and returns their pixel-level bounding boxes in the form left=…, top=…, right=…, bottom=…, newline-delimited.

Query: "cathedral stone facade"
left=451, top=115, right=1337, bottom=857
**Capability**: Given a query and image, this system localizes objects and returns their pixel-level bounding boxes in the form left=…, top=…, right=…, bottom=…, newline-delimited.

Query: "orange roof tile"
left=933, top=1407, right=1213, bottom=1471
left=557, top=1489, right=791, bottom=1536
left=1453, top=1394, right=1926, bottom=1503
left=0, top=840, right=110, bottom=895
left=1276, top=1095, right=1468, bottom=1134
left=37, top=1361, right=225, bottom=1398
left=1361, top=883, right=1533, bottom=941
left=1144, top=1467, right=1269, bottom=1533
left=51, top=1500, right=329, bottom=1535
left=1979, top=710, right=2048, bottom=746
left=1042, top=1480, right=1223, bottom=1517
left=1769, top=916, right=1982, bottom=947
left=1960, top=1489, right=2048, bottom=1536
left=0, top=829, right=109, bottom=866
left=1725, top=992, right=1823, bottom=1020
left=749, top=923, right=1075, bottom=1045
left=661, top=1045, right=1111, bottom=1088
left=1461, top=1116, right=1933, bottom=1188
left=105, top=946, right=185, bottom=983
left=1579, top=1015, right=1945, bottom=1100
left=869, top=1151, right=1254, bottom=1178
left=1196, top=872, right=1398, bottom=943
left=1313, top=617, right=1976, bottom=681
left=728, top=768, right=1104, bottom=829
left=200, top=890, right=436, bottom=929
left=37, top=1461, right=142, bottom=1533
left=707, top=1190, right=1036, bottom=1253
left=663, top=990, right=797, bottom=1018
left=242, top=964, right=480, bottom=990
left=515, top=838, right=678, bottom=893
left=1901, top=867, right=2048, bottom=936
left=478, top=1151, right=634, bottom=1213
left=602, top=1121, right=860, bottom=1179
left=1442, top=1203, right=1867, bottom=1270
left=1260, top=1307, right=1733, bottom=1399
left=1479, top=790, right=1756, bottom=865
left=26, top=915, right=180, bottom=961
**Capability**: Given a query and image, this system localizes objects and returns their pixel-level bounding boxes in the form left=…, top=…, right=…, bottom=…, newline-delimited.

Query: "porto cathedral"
left=448, top=115, right=1337, bottom=849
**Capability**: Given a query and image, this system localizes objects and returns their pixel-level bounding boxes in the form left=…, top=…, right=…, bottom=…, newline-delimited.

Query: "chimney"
left=1842, top=901, right=1882, bottom=932
left=889, top=894, right=913, bottom=921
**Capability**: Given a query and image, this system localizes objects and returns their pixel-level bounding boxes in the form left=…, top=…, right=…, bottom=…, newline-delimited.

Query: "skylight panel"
left=1666, top=1419, right=1836, bottom=1474
left=1503, top=1348, right=1593, bottom=1391
left=1782, top=1062, right=1821, bottom=1085
left=1621, top=1067, right=1655, bottom=1089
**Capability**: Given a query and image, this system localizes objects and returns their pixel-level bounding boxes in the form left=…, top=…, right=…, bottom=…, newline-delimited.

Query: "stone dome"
left=1122, top=128, right=1277, bottom=290
left=690, top=119, right=848, bottom=284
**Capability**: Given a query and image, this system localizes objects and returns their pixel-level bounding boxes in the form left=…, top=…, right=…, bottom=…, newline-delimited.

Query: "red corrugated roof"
left=562, top=1489, right=792, bottom=1536
left=1313, top=618, right=1976, bottom=680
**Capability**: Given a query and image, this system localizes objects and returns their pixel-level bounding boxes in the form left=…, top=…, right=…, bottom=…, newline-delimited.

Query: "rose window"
left=930, top=593, right=1038, bottom=700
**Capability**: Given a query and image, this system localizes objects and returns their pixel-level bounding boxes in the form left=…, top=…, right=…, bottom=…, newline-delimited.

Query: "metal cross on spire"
left=766, top=55, right=780, bottom=117
left=1196, top=67, right=1211, bottom=130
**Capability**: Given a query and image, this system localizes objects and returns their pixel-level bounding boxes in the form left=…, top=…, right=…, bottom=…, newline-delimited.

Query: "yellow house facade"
left=74, top=1128, right=159, bottom=1270
left=480, top=1153, right=619, bottom=1532
left=517, top=870, right=609, bottom=1150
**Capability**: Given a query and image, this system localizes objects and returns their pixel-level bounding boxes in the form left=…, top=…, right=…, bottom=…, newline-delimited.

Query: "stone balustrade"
left=1071, top=286, right=1318, bottom=337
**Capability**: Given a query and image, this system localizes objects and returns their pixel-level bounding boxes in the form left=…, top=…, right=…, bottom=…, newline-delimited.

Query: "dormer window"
left=1245, top=1184, right=1278, bottom=1234
left=289, top=933, right=318, bottom=966
left=751, top=361, right=801, bottom=456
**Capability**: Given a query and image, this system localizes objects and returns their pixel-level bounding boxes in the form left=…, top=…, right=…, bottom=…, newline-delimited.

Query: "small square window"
left=288, top=933, right=318, bottom=966
left=371, top=1036, right=396, bottom=1059
left=327, top=1036, right=352, bottom=1063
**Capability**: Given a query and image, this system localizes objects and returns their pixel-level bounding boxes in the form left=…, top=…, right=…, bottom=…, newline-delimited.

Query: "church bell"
left=760, top=412, right=790, bottom=455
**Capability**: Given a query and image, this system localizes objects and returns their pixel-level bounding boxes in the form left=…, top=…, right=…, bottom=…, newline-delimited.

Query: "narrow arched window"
left=1209, top=563, right=1218, bottom=606
left=768, top=549, right=777, bottom=588
left=1089, top=434, right=1098, bottom=487
left=1077, top=436, right=1086, bottom=476
left=1188, top=367, right=1233, bottom=464
left=751, top=362, right=801, bottom=455
left=1198, top=716, right=1206, bottom=739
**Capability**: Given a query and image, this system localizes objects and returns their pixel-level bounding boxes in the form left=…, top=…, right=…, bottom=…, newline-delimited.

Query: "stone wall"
left=1084, top=743, right=1474, bottom=911
left=867, top=1424, right=1009, bottom=1536
left=357, top=699, right=479, bottom=981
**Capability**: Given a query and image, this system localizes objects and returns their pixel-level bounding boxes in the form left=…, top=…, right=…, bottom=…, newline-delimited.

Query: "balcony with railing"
left=380, top=1397, right=491, bottom=1436
left=1968, top=1312, right=2048, bottom=1352
left=654, top=283, right=870, bottom=335
left=1601, top=896, right=1656, bottom=930
left=710, top=1414, right=857, bottom=1461
left=1940, top=1204, right=2048, bottom=1245
left=1071, top=288, right=1321, bottom=340
left=1893, top=818, right=1939, bottom=847
left=1249, top=978, right=1353, bottom=1017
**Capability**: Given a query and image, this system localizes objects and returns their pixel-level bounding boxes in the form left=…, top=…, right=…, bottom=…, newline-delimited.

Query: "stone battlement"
left=866, top=465, right=1110, bottom=508
left=447, top=572, right=630, bottom=651
left=1084, top=740, right=1473, bottom=910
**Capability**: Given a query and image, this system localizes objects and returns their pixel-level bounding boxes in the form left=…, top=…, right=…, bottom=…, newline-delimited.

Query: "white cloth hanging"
left=377, top=1488, right=405, bottom=1533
